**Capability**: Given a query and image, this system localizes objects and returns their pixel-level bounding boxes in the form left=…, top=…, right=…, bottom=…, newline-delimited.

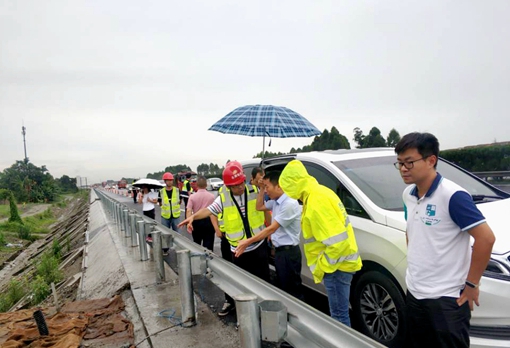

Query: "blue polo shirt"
left=403, top=173, right=486, bottom=299
left=265, top=193, right=302, bottom=247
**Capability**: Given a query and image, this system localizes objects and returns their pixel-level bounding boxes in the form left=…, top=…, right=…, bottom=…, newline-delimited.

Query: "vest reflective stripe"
left=305, top=231, right=348, bottom=246
left=324, top=252, right=360, bottom=265
left=309, top=252, right=360, bottom=273
left=160, top=188, right=181, bottom=219
left=220, top=184, right=265, bottom=247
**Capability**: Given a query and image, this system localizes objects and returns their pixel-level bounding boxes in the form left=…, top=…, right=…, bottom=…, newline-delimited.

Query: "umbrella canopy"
left=209, top=104, right=321, bottom=138
left=132, top=178, right=165, bottom=190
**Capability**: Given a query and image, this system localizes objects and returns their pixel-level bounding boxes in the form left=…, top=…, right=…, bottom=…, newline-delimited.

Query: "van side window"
left=302, top=162, right=369, bottom=219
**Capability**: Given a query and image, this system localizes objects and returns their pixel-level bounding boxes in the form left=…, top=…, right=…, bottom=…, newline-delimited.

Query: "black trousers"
left=191, top=218, right=215, bottom=251
left=274, top=245, right=304, bottom=301
left=405, top=291, right=470, bottom=348
left=143, top=208, right=155, bottom=219
left=226, top=241, right=270, bottom=305
left=220, top=235, right=235, bottom=305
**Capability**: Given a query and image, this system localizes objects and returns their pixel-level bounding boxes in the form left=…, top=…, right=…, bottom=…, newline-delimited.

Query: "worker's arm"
left=256, top=185, right=269, bottom=211
left=210, top=215, right=222, bottom=238
left=234, top=220, right=280, bottom=257
left=177, top=208, right=213, bottom=232
left=457, top=222, right=495, bottom=310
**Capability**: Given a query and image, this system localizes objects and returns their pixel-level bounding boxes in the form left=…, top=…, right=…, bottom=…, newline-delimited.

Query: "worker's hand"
left=214, top=228, right=222, bottom=238
left=457, top=286, right=480, bottom=311
left=177, top=216, right=194, bottom=233
left=234, top=239, right=250, bottom=257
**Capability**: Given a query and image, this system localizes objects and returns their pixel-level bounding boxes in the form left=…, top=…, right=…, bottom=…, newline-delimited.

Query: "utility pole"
left=21, top=122, right=28, bottom=162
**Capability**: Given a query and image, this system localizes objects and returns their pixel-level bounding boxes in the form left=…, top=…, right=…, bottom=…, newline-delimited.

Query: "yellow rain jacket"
left=279, top=160, right=362, bottom=283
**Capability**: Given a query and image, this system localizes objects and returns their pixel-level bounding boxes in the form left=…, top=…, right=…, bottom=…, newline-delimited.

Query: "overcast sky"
left=1, top=1, right=509, bottom=184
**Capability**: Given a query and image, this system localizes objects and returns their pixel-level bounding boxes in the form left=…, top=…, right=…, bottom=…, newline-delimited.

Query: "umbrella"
left=208, top=104, right=321, bottom=158
left=132, top=178, right=165, bottom=191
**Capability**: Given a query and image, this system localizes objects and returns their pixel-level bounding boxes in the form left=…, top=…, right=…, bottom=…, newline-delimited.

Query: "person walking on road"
left=178, top=161, right=270, bottom=317
left=186, top=176, right=215, bottom=251
left=235, top=170, right=304, bottom=300
left=279, top=160, right=362, bottom=326
left=158, top=172, right=181, bottom=231
left=395, top=132, right=495, bottom=348
left=181, top=173, right=194, bottom=211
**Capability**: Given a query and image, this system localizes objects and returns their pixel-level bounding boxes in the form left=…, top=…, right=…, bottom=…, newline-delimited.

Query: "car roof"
left=241, top=148, right=396, bottom=167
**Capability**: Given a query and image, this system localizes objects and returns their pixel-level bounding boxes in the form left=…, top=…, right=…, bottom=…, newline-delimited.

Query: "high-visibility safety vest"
left=220, top=184, right=265, bottom=247
left=160, top=188, right=181, bottom=219
left=181, top=180, right=193, bottom=193
left=217, top=186, right=226, bottom=233
left=279, top=160, right=362, bottom=283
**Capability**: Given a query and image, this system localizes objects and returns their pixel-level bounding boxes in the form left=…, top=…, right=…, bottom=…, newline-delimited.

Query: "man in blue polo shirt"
left=234, top=170, right=304, bottom=300
left=394, top=132, right=495, bottom=348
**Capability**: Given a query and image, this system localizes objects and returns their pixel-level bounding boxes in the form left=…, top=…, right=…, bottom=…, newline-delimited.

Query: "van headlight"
left=483, top=253, right=510, bottom=281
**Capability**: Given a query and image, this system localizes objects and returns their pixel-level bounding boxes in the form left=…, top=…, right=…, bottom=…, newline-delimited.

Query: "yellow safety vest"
left=160, top=188, right=181, bottom=219
left=217, top=186, right=226, bottom=232
left=220, top=184, right=265, bottom=247
left=181, top=180, right=194, bottom=193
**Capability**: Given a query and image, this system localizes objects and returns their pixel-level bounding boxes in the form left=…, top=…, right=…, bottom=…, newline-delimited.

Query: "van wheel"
left=351, top=271, right=406, bottom=347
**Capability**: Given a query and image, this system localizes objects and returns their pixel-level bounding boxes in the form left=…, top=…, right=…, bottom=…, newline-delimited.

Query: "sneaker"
left=217, top=301, right=235, bottom=317
left=162, top=248, right=169, bottom=256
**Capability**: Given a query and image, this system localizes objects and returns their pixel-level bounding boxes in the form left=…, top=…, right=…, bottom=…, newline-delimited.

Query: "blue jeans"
left=161, top=216, right=179, bottom=231
left=323, top=270, right=354, bottom=326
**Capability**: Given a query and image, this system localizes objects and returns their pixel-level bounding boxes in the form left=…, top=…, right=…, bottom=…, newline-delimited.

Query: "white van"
left=241, top=148, right=510, bottom=348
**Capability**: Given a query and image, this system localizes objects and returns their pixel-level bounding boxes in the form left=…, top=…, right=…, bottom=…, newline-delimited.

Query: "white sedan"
left=206, top=177, right=223, bottom=190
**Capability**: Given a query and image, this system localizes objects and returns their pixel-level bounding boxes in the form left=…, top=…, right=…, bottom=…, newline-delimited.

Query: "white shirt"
left=403, top=174, right=485, bottom=299
left=142, top=191, right=158, bottom=211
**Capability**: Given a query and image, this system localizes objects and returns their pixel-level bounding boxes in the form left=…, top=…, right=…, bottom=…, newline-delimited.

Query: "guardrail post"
left=177, top=250, right=196, bottom=327
left=138, top=220, right=148, bottom=261
left=235, top=293, right=261, bottom=348
left=259, top=300, right=287, bottom=343
left=152, top=231, right=165, bottom=283
left=129, top=213, right=138, bottom=247
left=121, top=208, right=127, bottom=233
left=123, top=209, right=131, bottom=237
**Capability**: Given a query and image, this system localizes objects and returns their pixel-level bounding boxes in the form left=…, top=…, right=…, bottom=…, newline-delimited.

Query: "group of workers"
left=132, top=131, right=496, bottom=348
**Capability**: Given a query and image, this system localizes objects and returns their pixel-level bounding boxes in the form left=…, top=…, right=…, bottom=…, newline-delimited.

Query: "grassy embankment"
left=0, top=190, right=87, bottom=312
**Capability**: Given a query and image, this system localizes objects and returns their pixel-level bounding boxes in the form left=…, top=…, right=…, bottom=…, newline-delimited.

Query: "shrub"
left=0, top=232, right=5, bottom=246
left=52, top=238, right=62, bottom=259
left=36, top=252, right=63, bottom=285
left=17, top=224, right=33, bottom=241
left=31, top=275, right=51, bottom=305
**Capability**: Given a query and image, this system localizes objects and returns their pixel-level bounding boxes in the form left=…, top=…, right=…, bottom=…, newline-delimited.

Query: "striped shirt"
left=208, top=195, right=263, bottom=253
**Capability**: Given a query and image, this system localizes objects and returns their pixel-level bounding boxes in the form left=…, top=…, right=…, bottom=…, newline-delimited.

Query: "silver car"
left=207, top=177, right=223, bottom=190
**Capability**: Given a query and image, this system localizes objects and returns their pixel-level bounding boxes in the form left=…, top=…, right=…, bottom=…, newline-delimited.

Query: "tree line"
left=0, top=159, right=78, bottom=204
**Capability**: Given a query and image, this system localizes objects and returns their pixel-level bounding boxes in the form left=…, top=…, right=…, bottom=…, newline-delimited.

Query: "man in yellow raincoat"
left=279, top=160, right=362, bottom=326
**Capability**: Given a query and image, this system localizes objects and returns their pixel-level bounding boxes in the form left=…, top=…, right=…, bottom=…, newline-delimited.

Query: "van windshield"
left=333, top=155, right=502, bottom=211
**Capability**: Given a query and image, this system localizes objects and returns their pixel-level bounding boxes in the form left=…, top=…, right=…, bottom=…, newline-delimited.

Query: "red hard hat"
left=162, top=172, right=174, bottom=180
left=223, top=163, right=246, bottom=186
left=226, top=160, right=242, bottom=168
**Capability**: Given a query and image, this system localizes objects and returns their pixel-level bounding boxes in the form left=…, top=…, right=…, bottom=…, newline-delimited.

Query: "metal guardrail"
left=472, top=171, right=510, bottom=178
left=94, top=189, right=385, bottom=348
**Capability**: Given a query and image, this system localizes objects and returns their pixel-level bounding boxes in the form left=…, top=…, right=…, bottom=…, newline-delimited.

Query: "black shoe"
left=218, top=301, right=235, bottom=317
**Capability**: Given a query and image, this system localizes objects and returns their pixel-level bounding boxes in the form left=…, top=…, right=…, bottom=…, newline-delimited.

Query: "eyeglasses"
left=393, top=157, right=428, bottom=170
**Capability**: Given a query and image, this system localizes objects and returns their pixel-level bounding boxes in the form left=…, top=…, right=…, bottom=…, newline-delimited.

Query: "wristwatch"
left=465, top=280, right=480, bottom=289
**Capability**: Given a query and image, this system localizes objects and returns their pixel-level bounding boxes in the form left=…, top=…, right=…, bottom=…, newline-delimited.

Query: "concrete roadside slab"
left=91, top=193, right=240, bottom=348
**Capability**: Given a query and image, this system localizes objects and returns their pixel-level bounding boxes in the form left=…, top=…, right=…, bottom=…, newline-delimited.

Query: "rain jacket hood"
left=279, top=160, right=318, bottom=203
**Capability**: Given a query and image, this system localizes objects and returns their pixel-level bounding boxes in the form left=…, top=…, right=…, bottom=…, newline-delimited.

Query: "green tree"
left=56, top=175, right=78, bottom=193
left=353, top=127, right=365, bottom=148
left=292, top=127, right=350, bottom=153
left=0, top=160, right=57, bottom=203
left=386, top=128, right=401, bottom=147
left=363, top=127, right=387, bottom=148
left=146, top=164, right=192, bottom=179
left=0, top=189, right=23, bottom=224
